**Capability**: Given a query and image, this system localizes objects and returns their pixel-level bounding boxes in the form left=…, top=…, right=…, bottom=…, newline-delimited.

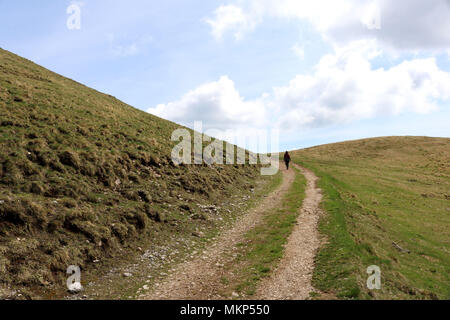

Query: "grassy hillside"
left=293, top=136, right=450, bottom=299
left=0, top=48, right=264, bottom=298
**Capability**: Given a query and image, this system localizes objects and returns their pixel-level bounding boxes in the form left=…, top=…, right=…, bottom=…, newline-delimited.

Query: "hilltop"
left=0, top=49, right=264, bottom=298
left=293, top=136, right=450, bottom=299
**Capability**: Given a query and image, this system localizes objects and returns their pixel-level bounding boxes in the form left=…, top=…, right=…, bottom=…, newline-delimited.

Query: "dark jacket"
left=284, top=152, right=291, bottom=162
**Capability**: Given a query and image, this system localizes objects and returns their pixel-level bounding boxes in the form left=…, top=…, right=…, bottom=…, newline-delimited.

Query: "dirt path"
left=256, top=163, right=322, bottom=300
left=143, top=166, right=295, bottom=300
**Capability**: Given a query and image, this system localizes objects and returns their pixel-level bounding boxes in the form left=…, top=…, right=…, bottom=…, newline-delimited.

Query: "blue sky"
left=1, top=0, right=449, bottom=152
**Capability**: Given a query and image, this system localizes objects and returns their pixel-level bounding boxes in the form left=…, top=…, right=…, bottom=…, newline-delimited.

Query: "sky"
left=1, top=0, right=450, bottom=152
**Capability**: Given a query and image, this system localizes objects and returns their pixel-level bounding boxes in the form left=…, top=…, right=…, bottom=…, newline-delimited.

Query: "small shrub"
left=138, top=190, right=152, bottom=203
left=61, top=198, right=77, bottom=208
left=111, top=223, right=128, bottom=241
left=30, top=182, right=44, bottom=195
left=47, top=218, right=64, bottom=233
left=1, top=160, right=23, bottom=185
left=0, top=200, right=30, bottom=225
left=135, top=211, right=148, bottom=229
left=80, top=163, right=96, bottom=177
left=49, top=160, right=65, bottom=173
left=128, top=173, right=140, bottom=183
left=123, top=190, right=140, bottom=201
left=35, top=151, right=51, bottom=167
left=58, top=151, right=80, bottom=169
left=179, top=204, right=191, bottom=212
left=86, top=193, right=101, bottom=204
left=25, top=201, right=48, bottom=227
left=144, top=204, right=165, bottom=222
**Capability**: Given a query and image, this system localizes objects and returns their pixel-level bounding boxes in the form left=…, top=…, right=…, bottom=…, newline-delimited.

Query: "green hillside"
left=293, top=136, right=450, bottom=299
left=0, top=49, right=263, bottom=298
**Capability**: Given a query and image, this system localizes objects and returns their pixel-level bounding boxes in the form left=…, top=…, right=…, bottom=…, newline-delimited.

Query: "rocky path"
left=255, top=163, right=322, bottom=300
left=143, top=166, right=295, bottom=300
left=142, top=163, right=323, bottom=300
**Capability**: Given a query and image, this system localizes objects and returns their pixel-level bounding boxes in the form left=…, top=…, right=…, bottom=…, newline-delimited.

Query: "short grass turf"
left=293, top=136, right=450, bottom=300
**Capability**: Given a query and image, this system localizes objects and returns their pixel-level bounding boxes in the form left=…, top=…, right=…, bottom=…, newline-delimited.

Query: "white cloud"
left=149, top=41, right=450, bottom=133
left=147, top=76, right=267, bottom=130
left=360, top=1, right=381, bottom=30
left=327, top=0, right=450, bottom=52
left=204, top=0, right=352, bottom=41
left=275, top=41, right=450, bottom=130
left=292, top=44, right=305, bottom=59
left=204, top=5, right=255, bottom=40
left=205, top=0, right=450, bottom=53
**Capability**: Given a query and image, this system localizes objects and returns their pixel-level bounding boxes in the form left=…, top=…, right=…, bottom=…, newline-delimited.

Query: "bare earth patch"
left=256, top=164, right=322, bottom=300
left=143, top=166, right=295, bottom=300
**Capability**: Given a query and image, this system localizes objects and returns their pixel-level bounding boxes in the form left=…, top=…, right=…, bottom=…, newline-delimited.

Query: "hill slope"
left=0, top=49, right=263, bottom=298
left=293, top=136, right=450, bottom=299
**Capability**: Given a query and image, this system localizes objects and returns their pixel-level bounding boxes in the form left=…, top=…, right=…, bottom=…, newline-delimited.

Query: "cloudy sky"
left=1, top=0, right=450, bottom=151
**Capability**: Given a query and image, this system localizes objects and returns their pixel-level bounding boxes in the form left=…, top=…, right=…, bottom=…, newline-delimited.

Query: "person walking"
left=284, top=151, right=291, bottom=170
